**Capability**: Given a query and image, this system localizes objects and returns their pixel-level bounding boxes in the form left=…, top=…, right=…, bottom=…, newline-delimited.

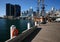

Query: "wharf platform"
left=22, top=22, right=60, bottom=42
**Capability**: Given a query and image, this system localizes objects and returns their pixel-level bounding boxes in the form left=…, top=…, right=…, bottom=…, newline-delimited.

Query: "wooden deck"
left=22, top=22, right=60, bottom=42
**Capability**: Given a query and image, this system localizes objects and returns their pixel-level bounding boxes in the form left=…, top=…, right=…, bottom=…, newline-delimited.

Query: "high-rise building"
left=6, top=3, right=21, bottom=18
left=28, top=7, right=33, bottom=16
left=11, top=5, right=14, bottom=16
left=33, top=11, right=36, bottom=16
left=6, top=3, right=11, bottom=16
left=14, top=5, right=21, bottom=17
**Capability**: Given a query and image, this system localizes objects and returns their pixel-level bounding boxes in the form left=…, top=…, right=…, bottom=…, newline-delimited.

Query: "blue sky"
left=0, top=0, right=60, bottom=17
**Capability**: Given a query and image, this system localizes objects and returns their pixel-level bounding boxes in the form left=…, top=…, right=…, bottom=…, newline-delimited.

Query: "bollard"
left=10, top=25, right=17, bottom=39
left=35, top=21, right=37, bottom=26
left=27, top=22, right=30, bottom=30
left=10, top=25, right=14, bottom=39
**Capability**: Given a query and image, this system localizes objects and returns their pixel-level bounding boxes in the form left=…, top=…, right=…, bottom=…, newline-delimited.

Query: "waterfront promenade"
left=22, top=22, right=60, bottom=42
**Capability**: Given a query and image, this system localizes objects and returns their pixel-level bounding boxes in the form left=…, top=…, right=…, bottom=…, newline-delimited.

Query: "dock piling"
left=35, top=21, right=37, bottom=26
left=10, top=25, right=16, bottom=39
left=27, top=22, right=30, bottom=29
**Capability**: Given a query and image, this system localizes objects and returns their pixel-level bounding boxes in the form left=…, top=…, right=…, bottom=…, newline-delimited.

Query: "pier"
left=22, top=22, right=60, bottom=42
left=32, top=22, right=60, bottom=42
left=5, top=22, right=60, bottom=42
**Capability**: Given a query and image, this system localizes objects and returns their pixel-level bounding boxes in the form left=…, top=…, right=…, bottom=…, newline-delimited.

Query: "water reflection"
left=0, top=19, right=34, bottom=42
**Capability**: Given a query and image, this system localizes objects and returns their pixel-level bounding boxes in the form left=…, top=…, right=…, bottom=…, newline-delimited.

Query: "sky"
left=0, top=0, right=60, bottom=17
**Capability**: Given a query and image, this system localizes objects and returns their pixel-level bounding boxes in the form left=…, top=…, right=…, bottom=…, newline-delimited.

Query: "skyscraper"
left=6, top=3, right=21, bottom=19
left=28, top=7, right=33, bottom=16
left=6, top=3, right=11, bottom=16
left=11, top=5, right=14, bottom=16
left=14, top=5, right=21, bottom=17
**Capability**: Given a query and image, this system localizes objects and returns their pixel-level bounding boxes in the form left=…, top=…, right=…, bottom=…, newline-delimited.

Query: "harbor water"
left=0, top=19, right=34, bottom=42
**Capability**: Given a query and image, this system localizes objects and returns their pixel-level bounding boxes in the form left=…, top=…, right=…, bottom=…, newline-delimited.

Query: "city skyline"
left=0, top=0, right=60, bottom=17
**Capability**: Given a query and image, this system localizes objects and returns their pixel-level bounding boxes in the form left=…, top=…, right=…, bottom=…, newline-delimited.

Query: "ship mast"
left=41, top=0, right=45, bottom=17
left=37, top=0, right=41, bottom=17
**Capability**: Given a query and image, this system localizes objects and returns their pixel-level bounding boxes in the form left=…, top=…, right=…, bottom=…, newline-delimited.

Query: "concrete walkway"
left=22, top=22, right=60, bottom=42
